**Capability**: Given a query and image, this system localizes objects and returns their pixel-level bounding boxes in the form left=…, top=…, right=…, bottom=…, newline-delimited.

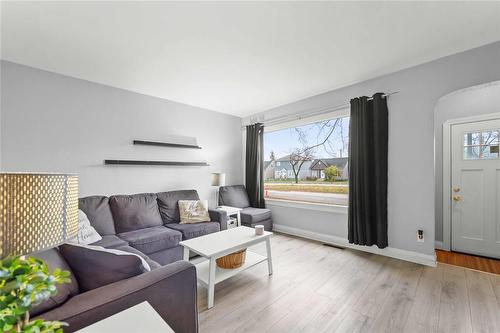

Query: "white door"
left=451, top=119, right=500, bottom=258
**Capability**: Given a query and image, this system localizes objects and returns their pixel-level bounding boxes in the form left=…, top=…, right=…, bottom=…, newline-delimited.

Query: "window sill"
left=265, top=198, right=348, bottom=214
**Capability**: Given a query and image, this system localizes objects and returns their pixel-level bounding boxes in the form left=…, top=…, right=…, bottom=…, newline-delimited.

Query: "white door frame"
left=442, top=112, right=500, bottom=251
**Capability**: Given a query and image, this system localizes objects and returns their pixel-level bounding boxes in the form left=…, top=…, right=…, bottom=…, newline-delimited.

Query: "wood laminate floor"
left=197, top=233, right=500, bottom=333
left=436, top=249, right=500, bottom=275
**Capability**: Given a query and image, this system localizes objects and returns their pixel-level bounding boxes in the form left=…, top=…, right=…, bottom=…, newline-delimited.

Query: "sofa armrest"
left=38, top=261, right=198, bottom=333
left=209, top=208, right=228, bottom=230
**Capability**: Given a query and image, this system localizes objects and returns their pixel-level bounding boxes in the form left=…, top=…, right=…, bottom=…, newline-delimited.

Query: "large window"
left=264, top=115, right=350, bottom=206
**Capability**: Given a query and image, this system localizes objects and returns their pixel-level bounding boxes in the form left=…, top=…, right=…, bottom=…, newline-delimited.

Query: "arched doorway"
left=435, top=81, right=500, bottom=263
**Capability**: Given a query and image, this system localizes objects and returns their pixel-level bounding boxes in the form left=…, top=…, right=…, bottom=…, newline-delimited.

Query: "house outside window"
left=263, top=114, right=350, bottom=206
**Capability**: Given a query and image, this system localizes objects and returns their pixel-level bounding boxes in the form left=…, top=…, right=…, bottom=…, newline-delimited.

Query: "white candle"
left=255, top=225, right=264, bottom=235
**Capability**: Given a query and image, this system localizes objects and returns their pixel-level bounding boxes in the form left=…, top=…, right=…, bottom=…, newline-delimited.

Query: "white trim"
left=442, top=121, right=452, bottom=251
left=436, top=81, right=500, bottom=106
left=435, top=241, right=444, bottom=250
left=441, top=112, right=500, bottom=251
left=266, top=198, right=348, bottom=214
left=273, top=224, right=437, bottom=267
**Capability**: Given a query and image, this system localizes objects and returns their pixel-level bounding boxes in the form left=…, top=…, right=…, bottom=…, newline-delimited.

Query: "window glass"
left=463, top=130, right=499, bottom=159
left=264, top=116, right=349, bottom=206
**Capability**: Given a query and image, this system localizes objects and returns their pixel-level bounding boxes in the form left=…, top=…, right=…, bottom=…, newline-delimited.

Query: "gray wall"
left=1, top=61, right=243, bottom=201
left=246, top=41, right=500, bottom=256
left=267, top=202, right=348, bottom=237
left=434, top=81, right=500, bottom=243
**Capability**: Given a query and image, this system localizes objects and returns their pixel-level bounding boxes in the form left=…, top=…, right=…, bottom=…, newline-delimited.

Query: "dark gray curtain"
left=348, top=93, right=388, bottom=248
left=245, top=123, right=265, bottom=208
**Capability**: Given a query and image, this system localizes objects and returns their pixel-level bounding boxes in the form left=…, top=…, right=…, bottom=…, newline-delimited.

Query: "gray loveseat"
left=218, top=185, right=273, bottom=231
left=32, top=189, right=227, bottom=333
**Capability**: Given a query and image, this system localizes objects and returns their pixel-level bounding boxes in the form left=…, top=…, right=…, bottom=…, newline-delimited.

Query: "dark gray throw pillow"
left=60, top=243, right=150, bottom=292
left=29, top=248, right=80, bottom=316
left=79, top=196, right=116, bottom=235
left=156, top=190, right=200, bottom=224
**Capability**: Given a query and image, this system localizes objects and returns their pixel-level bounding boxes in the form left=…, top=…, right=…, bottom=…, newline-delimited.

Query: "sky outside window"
left=264, top=117, right=350, bottom=161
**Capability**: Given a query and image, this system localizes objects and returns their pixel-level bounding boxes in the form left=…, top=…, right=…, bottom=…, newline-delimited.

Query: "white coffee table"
left=180, top=226, right=273, bottom=309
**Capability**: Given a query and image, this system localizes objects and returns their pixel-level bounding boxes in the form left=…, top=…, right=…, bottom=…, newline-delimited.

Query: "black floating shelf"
left=133, top=140, right=202, bottom=149
left=104, top=160, right=209, bottom=166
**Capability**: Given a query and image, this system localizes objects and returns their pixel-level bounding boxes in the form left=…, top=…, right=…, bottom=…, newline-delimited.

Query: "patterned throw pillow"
left=178, top=200, right=211, bottom=224
left=67, top=210, right=102, bottom=245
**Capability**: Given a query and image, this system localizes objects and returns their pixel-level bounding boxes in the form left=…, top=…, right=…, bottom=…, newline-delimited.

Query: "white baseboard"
left=434, top=241, right=444, bottom=250
left=273, top=224, right=437, bottom=267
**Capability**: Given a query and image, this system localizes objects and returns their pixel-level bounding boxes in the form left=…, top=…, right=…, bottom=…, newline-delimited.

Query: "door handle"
left=453, top=187, right=461, bottom=193
left=452, top=195, right=463, bottom=202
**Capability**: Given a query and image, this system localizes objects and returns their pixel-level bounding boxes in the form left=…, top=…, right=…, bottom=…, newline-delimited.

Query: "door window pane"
left=464, top=146, right=480, bottom=159
left=463, top=130, right=500, bottom=159
left=464, top=132, right=481, bottom=146
left=482, top=130, right=499, bottom=145
left=483, top=145, right=499, bottom=159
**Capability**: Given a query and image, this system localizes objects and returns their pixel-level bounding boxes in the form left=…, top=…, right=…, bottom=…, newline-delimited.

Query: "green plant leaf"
left=0, top=256, right=71, bottom=333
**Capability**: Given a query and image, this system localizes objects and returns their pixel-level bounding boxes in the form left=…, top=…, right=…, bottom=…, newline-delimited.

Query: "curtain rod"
left=243, top=91, right=399, bottom=129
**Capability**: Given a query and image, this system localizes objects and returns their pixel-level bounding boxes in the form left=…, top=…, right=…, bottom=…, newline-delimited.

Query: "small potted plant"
left=0, top=256, right=71, bottom=333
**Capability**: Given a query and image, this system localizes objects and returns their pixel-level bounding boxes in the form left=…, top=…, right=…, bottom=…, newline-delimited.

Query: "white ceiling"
left=2, top=2, right=499, bottom=117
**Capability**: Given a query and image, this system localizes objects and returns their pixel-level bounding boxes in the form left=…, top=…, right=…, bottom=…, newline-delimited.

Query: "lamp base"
left=214, top=189, right=219, bottom=208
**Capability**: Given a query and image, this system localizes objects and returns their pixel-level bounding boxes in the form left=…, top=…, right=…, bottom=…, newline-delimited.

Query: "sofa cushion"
left=79, top=196, right=116, bottom=235
left=90, top=235, right=128, bottom=249
left=219, top=185, right=251, bottom=208
left=114, top=245, right=162, bottom=270
left=156, top=190, right=200, bottom=224
left=240, top=207, right=272, bottom=224
left=59, top=243, right=150, bottom=292
left=109, top=193, right=163, bottom=233
left=147, top=247, right=183, bottom=266
left=30, top=248, right=79, bottom=316
left=166, top=222, right=220, bottom=240
left=118, top=226, right=182, bottom=254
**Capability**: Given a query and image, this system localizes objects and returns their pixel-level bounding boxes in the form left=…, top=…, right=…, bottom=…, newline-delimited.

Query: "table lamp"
left=0, top=173, right=79, bottom=259
left=211, top=172, right=226, bottom=208
left=0, top=173, right=79, bottom=331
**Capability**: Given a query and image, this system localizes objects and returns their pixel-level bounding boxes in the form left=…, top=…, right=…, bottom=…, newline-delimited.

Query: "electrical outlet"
left=417, top=229, right=424, bottom=242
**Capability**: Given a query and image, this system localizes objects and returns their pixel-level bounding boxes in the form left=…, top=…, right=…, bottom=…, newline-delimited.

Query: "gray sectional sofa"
left=80, top=189, right=227, bottom=264
left=32, top=189, right=227, bottom=333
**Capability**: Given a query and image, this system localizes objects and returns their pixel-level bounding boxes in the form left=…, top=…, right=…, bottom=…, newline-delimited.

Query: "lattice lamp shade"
left=211, top=173, right=226, bottom=186
left=0, top=173, right=79, bottom=258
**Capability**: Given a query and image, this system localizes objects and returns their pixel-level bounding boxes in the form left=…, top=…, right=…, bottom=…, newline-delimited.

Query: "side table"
left=215, top=205, right=242, bottom=229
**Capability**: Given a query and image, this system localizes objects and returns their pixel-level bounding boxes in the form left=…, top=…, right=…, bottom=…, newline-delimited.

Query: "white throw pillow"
left=178, top=200, right=211, bottom=224
left=67, top=210, right=102, bottom=245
